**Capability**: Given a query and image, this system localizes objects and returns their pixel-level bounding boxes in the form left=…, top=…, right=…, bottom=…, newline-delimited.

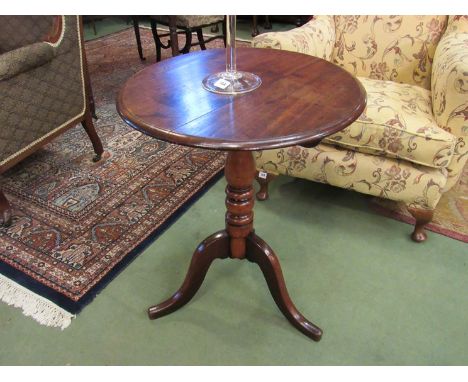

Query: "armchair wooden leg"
left=81, top=111, right=104, bottom=162
left=255, top=170, right=277, bottom=201
left=0, top=189, right=12, bottom=227
left=407, top=207, right=434, bottom=243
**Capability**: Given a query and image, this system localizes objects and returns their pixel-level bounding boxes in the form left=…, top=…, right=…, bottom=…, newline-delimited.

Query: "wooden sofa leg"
left=81, top=111, right=104, bottom=162
left=407, top=207, right=434, bottom=243
left=255, top=170, right=277, bottom=201
left=0, top=189, right=12, bottom=227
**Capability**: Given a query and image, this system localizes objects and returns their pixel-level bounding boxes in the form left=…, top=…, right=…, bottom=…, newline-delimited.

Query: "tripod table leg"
left=246, top=232, right=323, bottom=341
left=148, top=230, right=230, bottom=319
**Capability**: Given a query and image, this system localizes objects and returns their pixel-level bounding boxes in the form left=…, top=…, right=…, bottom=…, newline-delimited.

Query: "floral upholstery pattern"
left=324, top=77, right=456, bottom=168
left=431, top=16, right=468, bottom=190
left=251, top=15, right=467, bottom=216
left=332, top=16, right=448, bottom=90
left=255, top=144, right=447, bottom=209
left=252, top=16, right=336, bottom=60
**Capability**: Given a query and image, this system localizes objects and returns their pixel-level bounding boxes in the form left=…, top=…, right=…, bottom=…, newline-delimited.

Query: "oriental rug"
left=0, top=28, right=249, bottom=328
left=371, top=166, right=468, bottom=243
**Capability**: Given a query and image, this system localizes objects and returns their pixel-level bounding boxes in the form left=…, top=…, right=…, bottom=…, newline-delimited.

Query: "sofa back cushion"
left=332, top=16, right=448, bottom=90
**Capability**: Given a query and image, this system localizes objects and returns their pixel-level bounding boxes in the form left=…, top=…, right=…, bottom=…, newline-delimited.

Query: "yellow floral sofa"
left=252, top=16, right=468, bottom=242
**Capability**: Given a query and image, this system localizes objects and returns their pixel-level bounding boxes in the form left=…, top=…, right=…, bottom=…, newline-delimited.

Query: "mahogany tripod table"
left=117, top=48, right=366, bottom=341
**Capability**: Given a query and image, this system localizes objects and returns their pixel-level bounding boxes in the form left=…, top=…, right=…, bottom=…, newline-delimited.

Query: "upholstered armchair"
left=252, top=16, right=467, bottom=242
left=0, top=16, right=104, bottom=226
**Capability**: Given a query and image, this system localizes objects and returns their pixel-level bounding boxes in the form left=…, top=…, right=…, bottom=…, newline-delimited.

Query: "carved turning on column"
left=225, top=151, right=255, bottom=259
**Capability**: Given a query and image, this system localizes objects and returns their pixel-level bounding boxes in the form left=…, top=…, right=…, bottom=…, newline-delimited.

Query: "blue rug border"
left=0, top=168, right=224, bottom=315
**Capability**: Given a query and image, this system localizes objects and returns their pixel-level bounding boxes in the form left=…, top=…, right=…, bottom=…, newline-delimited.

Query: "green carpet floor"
left=0, top=175, right=467, bottom=365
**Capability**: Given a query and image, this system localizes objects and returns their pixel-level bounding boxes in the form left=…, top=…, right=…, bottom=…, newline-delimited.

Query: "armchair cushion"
left=324, top=77, right=456, bottom=169
left=252, top=16, right=336, bottom=60
left=255, top=143, right=447, bottom=209
left=0, top=42, right=56, bottom=81
left=332, top=16, right=448, bottom=90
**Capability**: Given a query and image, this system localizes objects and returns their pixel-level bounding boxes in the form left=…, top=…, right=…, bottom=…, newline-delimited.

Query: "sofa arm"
left=431, top=16, right=468, bottom=190
left=251, top=16, right=336, bottom=61
left=0, top=41, right=56, bottom=81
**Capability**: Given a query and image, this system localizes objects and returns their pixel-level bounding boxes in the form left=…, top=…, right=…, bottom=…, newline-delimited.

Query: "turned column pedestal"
left=147, top=151, right=323, bottom=341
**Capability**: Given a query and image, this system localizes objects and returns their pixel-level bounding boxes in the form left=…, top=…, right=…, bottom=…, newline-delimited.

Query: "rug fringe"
left=0, top=273, right=74, bottom=330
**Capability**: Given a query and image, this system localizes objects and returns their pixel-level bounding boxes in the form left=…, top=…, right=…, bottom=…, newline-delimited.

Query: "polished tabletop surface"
left=117, top=48, right=366, bottom=151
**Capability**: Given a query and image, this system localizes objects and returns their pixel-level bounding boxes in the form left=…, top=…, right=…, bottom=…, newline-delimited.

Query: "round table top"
left=117, top=48, right=366, bottom=151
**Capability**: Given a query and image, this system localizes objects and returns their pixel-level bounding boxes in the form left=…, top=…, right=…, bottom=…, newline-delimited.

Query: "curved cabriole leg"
left=81, top=111, right=104, bottom=162
left=407, top=207, right=434, bottom=243
left=246, top=233, right=323, bottom=341
left=255, top=170, right=276, bottom=201
left=148, top=230, right=230, bottom=319
left=0, top=189, right=12, bottom=227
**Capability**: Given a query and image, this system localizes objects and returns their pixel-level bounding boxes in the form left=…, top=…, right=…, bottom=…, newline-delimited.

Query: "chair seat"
left=323, top=77, right=456, bottom=169
left=151, top=16, right=223, bottom=29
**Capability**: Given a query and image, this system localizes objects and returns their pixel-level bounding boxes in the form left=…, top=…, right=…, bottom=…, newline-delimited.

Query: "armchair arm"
left=251, top=16, right=336, bottom=61
left=0, top=42, right=56, bottom=81
left=431, top=16, right=468, bottom=189
left=0, top=16, right=64, bottom=80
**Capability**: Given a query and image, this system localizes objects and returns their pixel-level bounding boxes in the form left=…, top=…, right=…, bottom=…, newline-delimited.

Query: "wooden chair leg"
left=180, top=30, right=192, bottom=54
left=81, top=111, right=104, bottom=162
left=0, top=189, right=12, bottom=227
left=150, top=18, right=162, bottom=62
left=196, top=29, right=206, bottom=50
left=407, top=207, right=434, bottom=243
left=252, top=16, right=259, bottom=37
left=132, top=16, right=145, bottom=60
left=168, top=18, right=180, bottom=58
left=255, top=170, right=277, bottom=201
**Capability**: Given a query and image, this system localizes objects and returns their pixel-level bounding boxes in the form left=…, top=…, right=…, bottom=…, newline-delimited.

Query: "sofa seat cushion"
left=323, top=77, right=456, bottom=169
left=254, top=143, right=447, bottom=209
